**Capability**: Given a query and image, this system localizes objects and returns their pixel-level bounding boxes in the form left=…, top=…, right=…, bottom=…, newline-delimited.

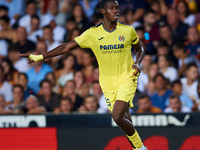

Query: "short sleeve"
left=74, top=28, right=93, bottom=49
left=130, top=27, right=139, bottom=45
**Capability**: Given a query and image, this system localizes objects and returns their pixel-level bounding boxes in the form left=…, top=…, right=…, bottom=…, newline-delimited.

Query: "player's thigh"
left=116, top=79, right=137, bottom=109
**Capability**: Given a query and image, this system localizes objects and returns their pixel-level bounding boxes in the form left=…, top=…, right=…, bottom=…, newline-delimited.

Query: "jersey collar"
left=102, top=23, right=117, bottom=33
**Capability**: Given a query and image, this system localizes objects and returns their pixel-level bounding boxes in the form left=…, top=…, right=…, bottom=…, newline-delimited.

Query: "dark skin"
left=20, top=1, right=144, bottom=148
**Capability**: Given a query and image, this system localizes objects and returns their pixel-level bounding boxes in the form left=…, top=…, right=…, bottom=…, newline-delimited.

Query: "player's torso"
left=90, top=23, right=134, bottom=92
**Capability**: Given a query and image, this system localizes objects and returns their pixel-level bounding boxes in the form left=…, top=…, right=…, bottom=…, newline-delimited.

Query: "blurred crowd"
left=0, top=0, right=200, bottom=115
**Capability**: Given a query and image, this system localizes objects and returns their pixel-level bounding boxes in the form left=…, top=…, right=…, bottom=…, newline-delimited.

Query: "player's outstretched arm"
left=132, top=41, right=145, bottom=75
left=20, top=40, right=79, bottom=63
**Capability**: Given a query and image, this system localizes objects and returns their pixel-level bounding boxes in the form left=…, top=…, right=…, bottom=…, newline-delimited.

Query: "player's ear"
left=101, top=8, right=105, bottom=15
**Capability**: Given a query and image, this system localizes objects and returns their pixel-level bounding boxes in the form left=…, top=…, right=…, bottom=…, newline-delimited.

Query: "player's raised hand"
left=19, top=54, right=43, bottom=64
left=132, top=63, right=140, bottom=76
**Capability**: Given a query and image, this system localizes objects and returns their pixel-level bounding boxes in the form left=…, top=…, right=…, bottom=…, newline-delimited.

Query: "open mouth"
left=113, top=15, right=119, bottom=19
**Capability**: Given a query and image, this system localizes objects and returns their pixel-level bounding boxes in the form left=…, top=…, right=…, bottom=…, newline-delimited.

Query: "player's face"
left=102, top=1, right=119, bottom=22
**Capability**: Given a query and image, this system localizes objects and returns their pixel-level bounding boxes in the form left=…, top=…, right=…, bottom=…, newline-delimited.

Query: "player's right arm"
left=20, top=40, right=78, bottom=63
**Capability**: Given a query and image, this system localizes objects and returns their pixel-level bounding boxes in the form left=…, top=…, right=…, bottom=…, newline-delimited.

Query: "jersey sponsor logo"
left=119, top=36, right=125, bottom=41
left=98, top=37, right=104, bottom=40
left=100, top=44, right=124, bottom=50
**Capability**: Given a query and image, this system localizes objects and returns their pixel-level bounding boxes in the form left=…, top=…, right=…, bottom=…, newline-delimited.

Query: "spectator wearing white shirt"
left=0, top=65, right=13, bottom=104
left=180, top=63, right=199, bottom=102
left=164, top=94, right=191, bottom=113
left=19, top=1, right=37, bottom=32
left=158, top=55, right=178, bottom=82
left=138, top=53, right=152, bottom=92
left=7, top=44, right=29, bottom=73
left=27, top=15, right=43, bottom=43
left=43, top=25, right=60, bottom=52
left=0, top=39, right=8, bottom=60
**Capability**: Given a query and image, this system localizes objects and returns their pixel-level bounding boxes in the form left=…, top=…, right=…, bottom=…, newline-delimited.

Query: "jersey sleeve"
left=74, top=28, right=93, bottom=49
left=130, top=27, right=139, bottom=45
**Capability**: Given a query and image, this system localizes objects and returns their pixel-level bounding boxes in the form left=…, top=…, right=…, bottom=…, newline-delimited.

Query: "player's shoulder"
left=118, top=21, right=133, bottom=29
left=89, top=22, right=103, bottom=30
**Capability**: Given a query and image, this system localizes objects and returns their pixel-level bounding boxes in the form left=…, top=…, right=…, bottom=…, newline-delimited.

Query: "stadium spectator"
left=21, top=95, right=47, bottom=114
left=167, top=8, right=189, bottom=42
left=73, top=70, right=87, bottom=97
left=145, top=63, right=159, bottom=96
left=93, top=66, right=99, bottom=81
left=149, top=0, right=167, bottom=25
left=70, top=4, right=90, bottom=32
left=0, top=39, right=8, bottom=60
left=176, top=1, right=195, bottom=27
left=78, top=0, right=99, bottom=19
left=5, top=84, right=24, bottom=113
left=184, top=27, right=200, bottom=56
left=70, top=47, right=84, bottom=66
left=43, top=25, right=60, bottom=52
left=137, top=93, right=162, bottom=113
left=164, top=94, right=191, bottom=113
left=18, top=73, right=35, bottom=100
left=7, top=44, right=29, bottom=73
left=26, top=50, right=53, bottom=94
left=56, top=97, right=73, bottom=114
left=63, top=80, right=83, bottom=111
left=165, top=80, right=194, bottom=109
left=38, top=79, right=61, bottom=112
left=118, top=0, right=145, bottom=22
left=45, top=72, right=59, bottom=94
left=143, top=9, right=161, bottom=45
left=40, top=0, right=66, bottom=27
left=158, top=55, right=178, bottom=82
left=173, top=42, right=196, bottom=77
left=55, top=53, right=75, bottom=87
left=180, top=63, right=199, bottom=102
left=196, top=82, right=200, bottom=111
left=15, top=27, right=36, bottom=53
left=138, top=53, right=152, bottom=92
left=123, top=9, right=142, bottom=28
left=0, top=16, right=17, bottom=43
left=0, top=5, right=8, bottom=17
left=78, top=94, right=98, bottom=113
left=82, top=50, right=96, bottom=83
left=64, top=18, right=77, bottom=40
left=0, top=0, right=25, bottom=19
left=27, top=15, right=43, bottom=43
left=19, top=1, right=37, bottom=32
left=65, top=28, right=81, bottom=42
left=0, top=94, right=6, bottom=114
left=1, top=57, right=18, bottom=85
left=91, top=80, right=109, bottom=114
left=151, top=73, right=173, bottom=110
left=49, top=19, right=66, bottom=43
left=0, top=65, right=13, bottom=103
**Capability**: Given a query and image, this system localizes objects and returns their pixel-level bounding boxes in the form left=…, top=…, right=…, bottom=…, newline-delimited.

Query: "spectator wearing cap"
left=0, top=66, right=13, bottom=104
left=164, top=94, right=191, bottom=113
left=167, top=8, right=189, bottom=42
left=15, top=26, right=36, bottom=53
left=37, top=79, right=61, bottom=112
left=151, top=73, right=173, bottom=111
left=27, top=15, right=43, bottom=43
left=7, top=44, right=29, bottom=73
left=19, top=1, right=37, bottom=32
left=137, top=93, right=162, bottom=113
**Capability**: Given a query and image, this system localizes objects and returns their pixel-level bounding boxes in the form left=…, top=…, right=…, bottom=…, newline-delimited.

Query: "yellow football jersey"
left=75, top=22, right=139, bottom=93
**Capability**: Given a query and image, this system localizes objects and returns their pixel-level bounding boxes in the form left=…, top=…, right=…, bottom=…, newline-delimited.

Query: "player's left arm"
left=132, top=41, right=145, bottom=76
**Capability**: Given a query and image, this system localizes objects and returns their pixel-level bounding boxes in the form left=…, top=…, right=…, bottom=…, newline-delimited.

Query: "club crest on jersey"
left=119, top=36, right=125, bottom=41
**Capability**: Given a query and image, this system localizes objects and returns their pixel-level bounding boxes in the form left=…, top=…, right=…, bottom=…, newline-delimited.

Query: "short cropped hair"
left=153, top=73, right=166, bottom=82
left=186, top=63, right=198, bottom=70
left=12, top=84, right=24, bottom=92
left=0, top=15, right=9, bottom=23
left=138, top=93, right=151, bottom=101
left=173, top=42, right=185, bottom=52
left=18, top=73, right=28, bottom=80
left=39, top=79, right=52, bottom=88
left=144, top=9, right=156, bottom=16
left=7, top=44, right=20, bottom=53
left=169, top=94, right=180, bottom=101
left=157, top=41, right=169, bottom=48
left=171, top=80, right=182, bottom=88
left=100, top=0, right=118, bottom=9
left=0, top=5, right=8, bottom=12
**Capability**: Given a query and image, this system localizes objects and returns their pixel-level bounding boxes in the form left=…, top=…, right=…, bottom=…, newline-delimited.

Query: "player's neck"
left=103, top=19, right=117, bottom=31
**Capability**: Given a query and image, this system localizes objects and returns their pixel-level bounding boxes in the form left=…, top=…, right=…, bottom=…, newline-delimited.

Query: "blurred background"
left=0, top=0, right=200, bottom=149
